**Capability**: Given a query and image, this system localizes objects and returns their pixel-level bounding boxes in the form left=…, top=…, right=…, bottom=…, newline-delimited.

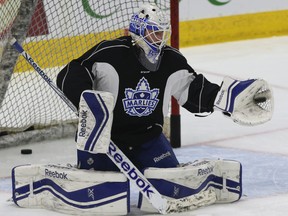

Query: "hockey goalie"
left=12, top=3, right=273, bottom=215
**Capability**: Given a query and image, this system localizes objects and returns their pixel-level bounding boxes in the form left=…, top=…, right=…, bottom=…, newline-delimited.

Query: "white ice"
left=1, top=36, right=288, bottom=216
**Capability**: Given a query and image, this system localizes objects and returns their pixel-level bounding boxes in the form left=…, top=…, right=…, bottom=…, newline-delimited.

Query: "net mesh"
left=0, top=0, right=170, bottom=143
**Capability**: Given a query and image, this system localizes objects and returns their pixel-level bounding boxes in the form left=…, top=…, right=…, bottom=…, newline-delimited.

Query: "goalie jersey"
left=57, top=36, right=219, bottom=149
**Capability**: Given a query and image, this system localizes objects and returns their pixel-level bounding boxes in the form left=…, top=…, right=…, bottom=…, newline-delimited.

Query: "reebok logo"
left=197, top=166, right=214, bottom=176
left=215, top=90, right=225, bottom=105
left=24, top=53, right=52, bottom=84
left=45, top=169, right=68, bottom=180
left=108, top=142, right=154, bottom=198
left=78, top=110, right=88, bottom=137
left=153, top=151, right=171, bottom=163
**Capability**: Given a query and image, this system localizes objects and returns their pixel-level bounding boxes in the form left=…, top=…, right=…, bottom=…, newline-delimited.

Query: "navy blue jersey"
left=57, top=36, right=219, bottom=150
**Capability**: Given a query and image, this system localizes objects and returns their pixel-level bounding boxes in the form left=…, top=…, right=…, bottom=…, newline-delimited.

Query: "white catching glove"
left=214, top=77, right=274, bottom=126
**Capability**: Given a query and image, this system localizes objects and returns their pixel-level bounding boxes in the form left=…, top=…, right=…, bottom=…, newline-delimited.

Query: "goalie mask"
left=129, top=4, right=171, bottom=71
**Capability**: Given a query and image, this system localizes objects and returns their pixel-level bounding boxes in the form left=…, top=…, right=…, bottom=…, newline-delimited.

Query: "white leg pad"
left=139, top=159, right=242, bottom=212
left=12, top=164, right=129, bottom=215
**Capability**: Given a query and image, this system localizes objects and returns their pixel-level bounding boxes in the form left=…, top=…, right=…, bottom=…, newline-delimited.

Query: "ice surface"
left=1, top=36, right=288, bottom=215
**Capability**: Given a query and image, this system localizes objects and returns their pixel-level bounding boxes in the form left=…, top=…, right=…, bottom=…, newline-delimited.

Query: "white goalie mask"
left=129, top=3, right=171, bottom=71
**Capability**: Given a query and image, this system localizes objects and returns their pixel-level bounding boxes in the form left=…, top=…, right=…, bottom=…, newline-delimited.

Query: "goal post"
left=0, top=0, right=181, bottom=148
left=170, top=0, right=181, bottom=148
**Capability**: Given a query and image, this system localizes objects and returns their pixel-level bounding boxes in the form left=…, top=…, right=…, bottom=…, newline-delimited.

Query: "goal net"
left=0, top=0, right=175, bottom=147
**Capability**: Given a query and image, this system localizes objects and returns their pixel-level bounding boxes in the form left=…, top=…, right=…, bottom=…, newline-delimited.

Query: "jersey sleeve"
left=165, top=48, right=220, bottom=114
left=182, top=73, right=220, bottom=113
left=56, top=37, right=130, bottom=109
left=56, top=39, right=108, bottom=109
left=56, top=60, right=94, bottom=109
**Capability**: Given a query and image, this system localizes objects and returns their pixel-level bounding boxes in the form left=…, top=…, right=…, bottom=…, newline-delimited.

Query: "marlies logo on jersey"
left=122, top=77, right=159, bottom=117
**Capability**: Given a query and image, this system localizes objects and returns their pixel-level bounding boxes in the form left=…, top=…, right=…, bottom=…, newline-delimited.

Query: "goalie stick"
left=10, top=38, right=216, bottom=214
left=9, top=38, right=78, bottom=116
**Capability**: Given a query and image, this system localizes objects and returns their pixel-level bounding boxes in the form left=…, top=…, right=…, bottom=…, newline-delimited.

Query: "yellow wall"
left=14, top=29, right=125, bottom=72
left=180, top=9, right=288, bottom=47
left=14, top=10, right=288, bottom=72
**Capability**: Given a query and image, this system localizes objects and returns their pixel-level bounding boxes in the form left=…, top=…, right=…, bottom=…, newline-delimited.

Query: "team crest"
left=122, top=77, right=159, bottom=117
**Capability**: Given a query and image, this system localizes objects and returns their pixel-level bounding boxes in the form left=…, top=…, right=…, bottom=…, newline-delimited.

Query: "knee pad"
left=76, top=90, right=114, bottom=153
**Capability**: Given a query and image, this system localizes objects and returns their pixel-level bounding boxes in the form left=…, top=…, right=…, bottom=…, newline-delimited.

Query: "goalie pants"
left=77, top=133, right=179, bottom=172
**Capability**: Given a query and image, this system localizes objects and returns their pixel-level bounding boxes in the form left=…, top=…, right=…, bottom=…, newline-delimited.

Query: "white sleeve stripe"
left=80, top=43, right=130, bottom=66
left=60, top=62, right=70, bottom=91
left=198, top=75, right=205, bottom=113
left=92, top=62, right=119, bottom=106
left=163, top=70, right=195, bottom=116
left=83, top=65, right=94, bottom=83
